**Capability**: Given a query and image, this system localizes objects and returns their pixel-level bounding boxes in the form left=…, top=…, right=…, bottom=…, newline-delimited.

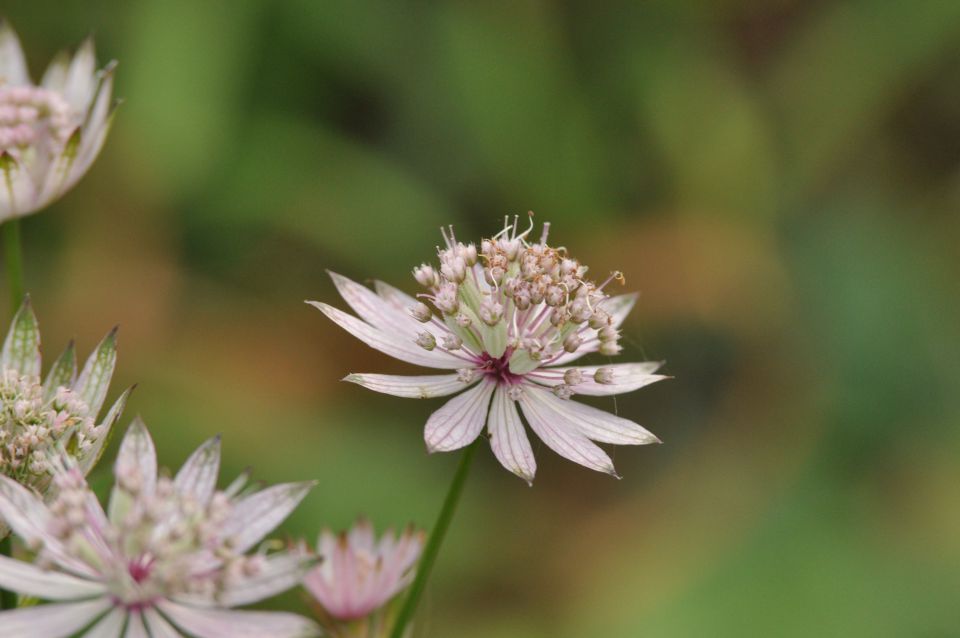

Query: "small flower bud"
left=588, top=310, right=610, bottom=330
left=433, top=283, right=460, bottom=315
left=479, top=299, right=504, bottom=326
left=563, top=333, right=582, bottom=353
left=507, top=385, right=524, bottom=401
left=598, top=341, right=622, bottom=356
left=563, top=369, right=583, bottom=385
left=568, top=299, right=591, bottom=323
left=461, top=243, right=478, bottom=266
left=598, top=325, right=619, bottom=342
left=415, top=332, right=436, bottom=351
left=552, top=384, right=574, bottom=400
left=414, top=265, right=439, bottom=288
left=594, top=367, right=615, bottom=384
left=441, top=257, right=467, bottom=283
left=484, top=266, right=505, bottom=287
left=441, top=334, right=463, bottom=350
left=411, top=303, right=432, bottom=323
left=457, top=368, right=478, bottom=384
left=455, top=312, right=472, bottom=328
left=545, top=285, right=565, bottom=307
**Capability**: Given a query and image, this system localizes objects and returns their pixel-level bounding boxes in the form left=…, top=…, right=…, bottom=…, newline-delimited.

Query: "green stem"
left=2, top=219, right=24, bottom=311
left=389, top=439, right=479, bottom=638
left=0, top=535, right=15, bottom=609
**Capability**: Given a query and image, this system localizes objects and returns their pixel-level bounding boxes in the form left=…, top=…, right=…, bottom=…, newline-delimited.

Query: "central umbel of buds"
left=0, top=86, right=74, bottom=159
left=0, top=369, right=96, bottom=488
left=46, top=459, right=262, bottom=608
left=411, top=215, right=624, bottom=399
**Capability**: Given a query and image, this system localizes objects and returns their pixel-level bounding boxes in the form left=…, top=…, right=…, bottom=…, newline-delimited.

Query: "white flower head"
left=0, top=298, right=127, bottom=506
left=0, top=20, right=117, bottom=220
left=0, top=419, right=321, bottom=637
left=309, top=216, right=669, bottom=484
left=303, top=519, right=424, bottom=631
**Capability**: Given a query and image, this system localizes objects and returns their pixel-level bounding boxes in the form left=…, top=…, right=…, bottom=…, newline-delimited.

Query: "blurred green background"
left=4, top=0, right=960, bottom=636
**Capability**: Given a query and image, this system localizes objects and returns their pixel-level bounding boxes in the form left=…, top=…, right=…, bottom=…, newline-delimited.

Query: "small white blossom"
left=0, top=420, right=320, bottom=637
left=310, top=217, right=668, bottom=484
left=0, top=21, right=117, bottom=220
left=302, top=519, right=424, bottom=632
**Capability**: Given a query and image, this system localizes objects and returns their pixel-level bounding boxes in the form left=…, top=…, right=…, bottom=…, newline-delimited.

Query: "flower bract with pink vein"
left=310, top=217, right=668, bottom=483
left=0, top=418, right=320, bottom=638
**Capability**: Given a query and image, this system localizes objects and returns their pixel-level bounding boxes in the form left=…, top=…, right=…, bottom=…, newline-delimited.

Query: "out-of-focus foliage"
left=4, top=0, right=960, bottom=636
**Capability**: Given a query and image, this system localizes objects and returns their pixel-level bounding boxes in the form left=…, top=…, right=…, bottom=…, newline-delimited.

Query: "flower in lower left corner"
left=0, top=418, right=321, bottom=638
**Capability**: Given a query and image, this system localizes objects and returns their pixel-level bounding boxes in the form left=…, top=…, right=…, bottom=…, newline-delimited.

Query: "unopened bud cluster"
left=0, top=86, right=73, bottom=158
left=0, top=369, right=96, bottom=487
left=45, top=458, right=260, bottom=605
left=409, top=217, right=626, bottom=395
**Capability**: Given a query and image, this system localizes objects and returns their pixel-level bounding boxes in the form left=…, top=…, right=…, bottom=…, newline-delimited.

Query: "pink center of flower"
left=127, top=557, right=153, bottom=584
left=479, top=349, right=522, bottom=385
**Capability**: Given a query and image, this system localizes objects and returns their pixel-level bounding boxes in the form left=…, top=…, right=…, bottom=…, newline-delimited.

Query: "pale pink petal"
left=424, top=379, right=495, bottom=452
left=124, top=610, right=149, bottom=638
left=158, top=601, right=320, bottom=638
left=344, top=372, right=471, bottom=399
left=518, top=390, right=618, bottom=476
left=328, top=271, right=421, bottom=338
left=0, top=22, right=30, bottom=86
left=373, top=280, right=420, bottom=311
left=115, top=417, right=157, bottom=491
left=79, top=387, right=132, bottom=476
left=487, top=386, right=536, bottom=484
left=62, top=37, right=97, bottom=112
left=82, top=607, right=126, bottom=637
left=533, top=362, right=668, bottom=396
left=179, top=553, right=315, bottom=608
left=0, top=598, right=112, bottom=638
left=0, top=554, right=105, bottom=600
left=222, top=481, right=315, bottom=554
left=173, top=435, right=221, bottom=505
left=143, top=608, right=184, bottom=638
left=0, top=476, right=97, bottom=577
left=41, top=51, right=70, bottom=92
left=307, top=301, right=463, bottom=369
left=524, top=385, right=660, bottom=445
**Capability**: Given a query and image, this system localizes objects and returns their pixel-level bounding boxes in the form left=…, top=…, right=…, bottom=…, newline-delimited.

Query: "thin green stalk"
left=0, top=535, right=15, bottom=609
left=2, top=218, right=24, bottom=311
left=389, top=439, right=480, bottom=638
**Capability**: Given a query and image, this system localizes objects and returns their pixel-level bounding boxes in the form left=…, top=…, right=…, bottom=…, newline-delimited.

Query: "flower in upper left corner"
left=0, top=19, right=117, bottom=220
left=0, top=298, right=129, bottom=511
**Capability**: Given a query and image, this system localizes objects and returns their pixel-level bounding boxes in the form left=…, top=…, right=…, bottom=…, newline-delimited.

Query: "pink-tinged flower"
left=0, top=20, right=116, bottom=220
left=0, top=298, right=127, bottom=506
left=303, top=519, right=423, bottom=632
left=310, top=217, right=668, bottom=483
left=0, top=419, right=321, bottom=638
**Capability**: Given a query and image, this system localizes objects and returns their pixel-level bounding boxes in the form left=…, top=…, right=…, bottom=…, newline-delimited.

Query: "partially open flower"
left=0, top=419, right=320, bottom=638
left=0, top=298, right=128, bottom=508
left=0, top=21, right=117, bottom=219
left=303, top=519, right=423, bottom=635
left=310, top=216, right=669, bottom=483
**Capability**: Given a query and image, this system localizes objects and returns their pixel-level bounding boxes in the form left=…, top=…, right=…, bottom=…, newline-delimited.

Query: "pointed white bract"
left=0, top=299, right=126, bottom=505
left=311, top=218, right=668, bottom=482
left=303, top=519, right=424, bottom=632
left=0, top=419, right=321, bottom=638
left=0, top=21, right=117, bottom=220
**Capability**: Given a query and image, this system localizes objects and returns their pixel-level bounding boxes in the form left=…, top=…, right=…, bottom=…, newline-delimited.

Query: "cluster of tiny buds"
left=410, top=218, right=624, bottom=360
left=0, top=370, right=96, bottom=483
left=0, top=85, right=73, bottom=155
left=92, top=458, right=253, bottom=601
